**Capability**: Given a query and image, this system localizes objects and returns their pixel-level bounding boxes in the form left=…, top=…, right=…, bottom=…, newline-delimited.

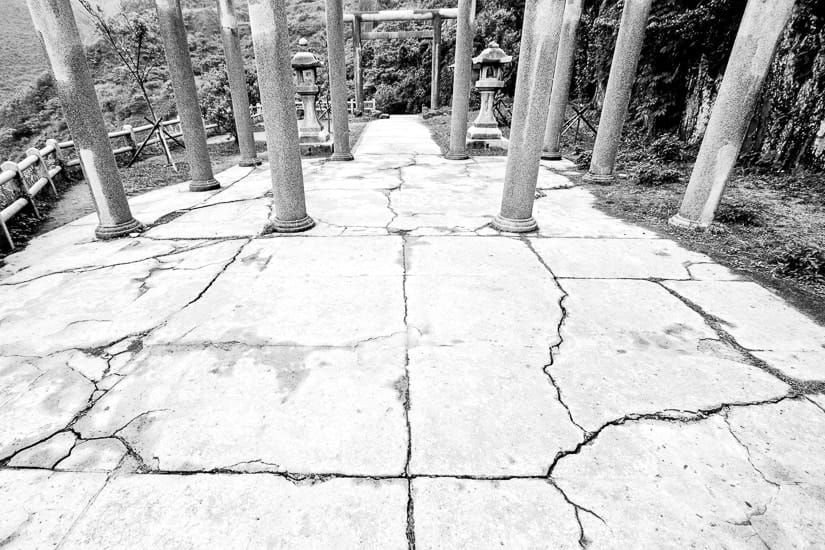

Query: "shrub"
left=715, top=197, right=764, bottom=226
left=650, top=134, right=690, bottom=162
left=633, top=163, right=681, bottom=186
left=771, top=241, right=825, bottom=283
left=576, top=150, right=592, bottom=170
left=199, top=67, right=260, bottom=141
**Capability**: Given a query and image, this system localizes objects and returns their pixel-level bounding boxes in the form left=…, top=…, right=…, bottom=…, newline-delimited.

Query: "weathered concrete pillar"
left=217, top=0, right=260, bottom=167
left=541, top=0, right=583, bottom=161
left=493, top=0, right=567, bottom=233
left=445, top=0, right=476, bottom=160
left=352, top=15, right=365, bottom=114
left=584, top=0, right=652, bottom=183
left=325, top=0, right=354, bottom=161
left=248, top=0, right=314, bottom=233
left=671, top=0, right=796, bottom=229
left=155, top=0, right=219, bottom=191
left=26, top=0, right=141, bottom=239
left=430, top=14, right=442, bottom=110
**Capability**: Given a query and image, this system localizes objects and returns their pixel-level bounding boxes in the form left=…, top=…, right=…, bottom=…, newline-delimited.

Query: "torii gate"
left=343, top=8, right=459, bottom=113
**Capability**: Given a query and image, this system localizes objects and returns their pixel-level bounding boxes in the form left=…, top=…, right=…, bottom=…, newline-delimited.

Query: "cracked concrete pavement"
left=1, top=116, right=824, bottom=548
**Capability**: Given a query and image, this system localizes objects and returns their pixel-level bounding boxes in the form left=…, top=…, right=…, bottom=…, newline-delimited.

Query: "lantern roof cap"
left=472, top=42, right=512, bottom=65
left=291, top=38, right=322, bottom=68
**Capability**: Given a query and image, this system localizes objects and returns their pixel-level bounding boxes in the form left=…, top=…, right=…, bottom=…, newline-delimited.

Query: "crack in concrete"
left=656, top=282, right=825, bottom=394
left=547, top=478, right=604, bottom=549
left=521, top=238, right=588, bottom=435
left=400, top=233, right=415, bottom=550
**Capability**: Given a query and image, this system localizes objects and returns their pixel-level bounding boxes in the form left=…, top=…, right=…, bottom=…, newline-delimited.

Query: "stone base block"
left=467, top=138, right=509, bottom=151
left=300, top=140, right=334, bottom=156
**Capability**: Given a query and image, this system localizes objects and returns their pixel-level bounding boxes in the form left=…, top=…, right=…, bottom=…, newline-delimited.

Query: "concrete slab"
left=549, top=279, right=790, bottom=430
left=531, top=237, right=709, bottom=279
left=74, top=339, right=408, bottom=475
left=753, top=350, right=825, bottom=381
left=553, top=417, right=776, bottom=548
left=62, top=475, right=408, bottom=549
left=726, top=399, right=825, bottom=546
left=148, top=238, right=404, bottom=347
left=664, top=281, right=825, bottom=352
left=408, top=344, right=581, bottom=476
left=0, top=240, right=246, bottom=355
left=0, top=356, right=93, bottom=459
left=0, top=470, right=108, bottom=549
left=413, top=478, right=581, bottom=549
left=143, top=198, right=271, bottom=239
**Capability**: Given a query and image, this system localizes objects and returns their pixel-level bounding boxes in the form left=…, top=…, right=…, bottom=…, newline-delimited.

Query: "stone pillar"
left=26, top=0, right=141, bottom=239
left=155, top=0, right=219, bottom=191
left=493, top=0, right=567, bottom=233
left=446, top=0, right=477, bottom=160
left=541, top=0, right=583, bottom=161
left=671, top=0, right=796, bottom=229
left=248, top=0, right=314, bottom=233
left=584, top=0, right=652, bottom=183
left=352, top=15, right=365, bottom=114
left=217, top=0, right=260, bottom=167
left=430, top=14, right=442, bottom=110
left=325, top=0, right=354, bottom=161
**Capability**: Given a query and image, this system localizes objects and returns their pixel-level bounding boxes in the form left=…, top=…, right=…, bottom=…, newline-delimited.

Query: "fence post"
left=123, top=124, right=137, bottom=153
left=26, top=148, right=58, bottom=196
left=1, top=161, right=40, bottom=219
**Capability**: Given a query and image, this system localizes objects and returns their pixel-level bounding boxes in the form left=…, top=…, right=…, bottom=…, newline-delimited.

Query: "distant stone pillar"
left=325, top=0, right=354, bottom=161
left=541, top=0, right=583, bottom=161
left=493, top=0, right=566, bottom=233
left=584, top=0, right=652, bottom=183
left=155, top=0, right=219, bottom=191
left=26, top=0, right=141, bottom=239
left=352, top=15, right=365, bottom=114
left=430, top=14, right=442, bottom=110
left=671, top=0, right=796, bottom=229
left=217, top=0, right=260, bottom=167
left=248, top=0, right=314, bottom=233
left=446, top=0, right=477, bottom=160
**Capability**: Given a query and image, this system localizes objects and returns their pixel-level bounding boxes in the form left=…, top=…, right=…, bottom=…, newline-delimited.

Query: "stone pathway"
left=1, top=115, right=824, bottom=548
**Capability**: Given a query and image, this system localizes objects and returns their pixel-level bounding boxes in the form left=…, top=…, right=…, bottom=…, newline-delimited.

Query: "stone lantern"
left=291, top=38, right=332, bottom=154
left=467, top=42, right=512, bottom=150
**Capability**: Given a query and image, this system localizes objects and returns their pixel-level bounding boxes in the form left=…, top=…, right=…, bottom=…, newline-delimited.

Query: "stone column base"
left=492, top=214, right=538, bottom=233
left=668, top=213, right=709, bottom=230
left=239, top=158, right=263, bottom=167
left=582, top=172, right=615, bottom=185
left=330, top=152, right=355, bottom=162
left=540, top=150, right=562, bottom=161
left=190, top=178, right=221, bottom=192
left=444, top=150, right=470, bottom=161
left=95, top=218, right=143, bottom=240
left=265, top=215, right=316, bottom=234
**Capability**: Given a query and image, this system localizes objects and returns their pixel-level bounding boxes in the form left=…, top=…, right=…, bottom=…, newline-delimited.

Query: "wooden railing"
left=1, top=140, right=63, bottom=251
